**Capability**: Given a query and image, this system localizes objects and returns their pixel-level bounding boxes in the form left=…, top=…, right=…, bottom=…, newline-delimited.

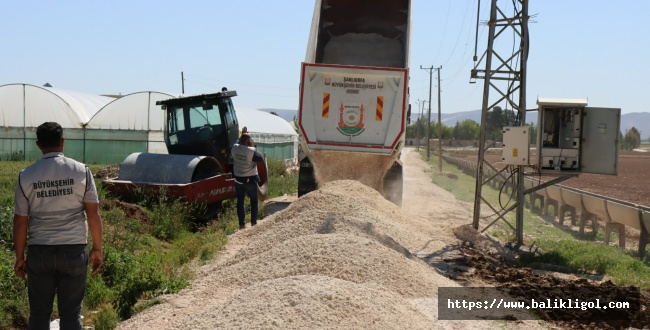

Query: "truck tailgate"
left=299, top=63, right=408, bottom=154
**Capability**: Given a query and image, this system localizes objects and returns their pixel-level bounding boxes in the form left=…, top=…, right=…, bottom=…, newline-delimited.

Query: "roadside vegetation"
left=0, top=159, right=297, bottom=330
left=420, top=149, right=650, bottom=289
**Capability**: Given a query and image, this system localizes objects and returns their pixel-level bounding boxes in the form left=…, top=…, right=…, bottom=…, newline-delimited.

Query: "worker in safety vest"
left=231, top=131, right=264, bottom=230
left=13, top=122, right=103, bottom=330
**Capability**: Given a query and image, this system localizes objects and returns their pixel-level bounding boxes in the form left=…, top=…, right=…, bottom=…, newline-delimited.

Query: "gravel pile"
left=116, top=179, right=499, bottom=329
left=211, top=234, right=441, bottom=298
left=230, top=180, right=442, bottom=256
left=182, top=275, right=434, bottom=330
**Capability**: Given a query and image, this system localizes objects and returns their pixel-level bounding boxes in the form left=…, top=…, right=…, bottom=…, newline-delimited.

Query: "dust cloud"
left=310, top=150, right=395, bottom=194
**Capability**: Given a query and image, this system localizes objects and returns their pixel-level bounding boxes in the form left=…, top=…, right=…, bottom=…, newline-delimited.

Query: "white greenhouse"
left=235, top=107, right=298, bottom=164
left=0, top=84, right=297, bottom=164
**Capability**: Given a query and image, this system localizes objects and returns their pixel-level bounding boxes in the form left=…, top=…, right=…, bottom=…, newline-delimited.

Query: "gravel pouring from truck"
left=298, top=0, right=411, bottom=205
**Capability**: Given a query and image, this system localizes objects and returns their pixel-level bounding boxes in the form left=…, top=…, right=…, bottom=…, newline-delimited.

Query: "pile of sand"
left=183, top=276, right=434, bottom=330
left=211, top=234, right=442, bottom=298
left=116, top=180, right=483, bottom=329
left=227, top=180, right=440, bottom=259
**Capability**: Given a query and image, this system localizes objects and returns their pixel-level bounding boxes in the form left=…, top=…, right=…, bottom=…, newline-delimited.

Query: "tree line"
left=406, top=107, right=538, bottom=144
left=406, top=107, right=644, bottom=150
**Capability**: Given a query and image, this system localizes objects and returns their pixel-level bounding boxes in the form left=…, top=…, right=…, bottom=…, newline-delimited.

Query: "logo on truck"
left=337, top=102, right=365, bottom=136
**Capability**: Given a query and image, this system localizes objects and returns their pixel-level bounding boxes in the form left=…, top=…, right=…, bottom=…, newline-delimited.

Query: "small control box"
left=502, top=126, right=530, bottom=165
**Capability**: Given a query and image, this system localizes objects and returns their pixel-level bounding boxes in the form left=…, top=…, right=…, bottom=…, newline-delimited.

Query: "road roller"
left=103, top=89, right=268, bottom=214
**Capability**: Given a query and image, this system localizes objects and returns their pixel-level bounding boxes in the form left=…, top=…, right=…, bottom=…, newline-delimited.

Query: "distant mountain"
left=620, top=112, right=650, bottom=139
left=409, top=109, right=538, bottom=126
left=260, top=108, right=650, bottom=140
left=258, top=109, right=297, bottom=122
left=257, top=108, right=489, bottom=125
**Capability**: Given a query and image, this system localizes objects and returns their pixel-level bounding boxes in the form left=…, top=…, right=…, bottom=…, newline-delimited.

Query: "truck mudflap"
left=298, top=155, right=317, bottom=197
left=383, top=161, right=403, bottom=207
left=256, top=157, right=269, bottom=201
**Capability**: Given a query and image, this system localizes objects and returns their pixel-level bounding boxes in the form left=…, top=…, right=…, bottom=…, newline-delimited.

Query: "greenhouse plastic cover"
left=0, top=84, right=296, bottom=143
left=236, top=107, right=297, bottom=144
left=87, top=91, right=175, bottom=130
left=0, top=84, right=114, bottom=128
left=0, top=84, right=174, bottom=130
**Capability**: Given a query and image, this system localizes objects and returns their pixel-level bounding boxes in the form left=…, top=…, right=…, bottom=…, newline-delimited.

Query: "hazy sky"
left=2, top=1, right=648, bottom=114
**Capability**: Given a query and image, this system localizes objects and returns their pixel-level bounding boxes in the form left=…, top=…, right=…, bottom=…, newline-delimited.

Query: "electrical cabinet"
left=536, top=98, right=620, bottom=175
left=502, top=126, right=530, bottom=165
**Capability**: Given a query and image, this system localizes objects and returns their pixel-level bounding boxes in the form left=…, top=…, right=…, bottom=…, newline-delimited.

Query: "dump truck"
left=104, top=90, right=268, bottom=216
left=298, top=0, right=411, bottom=205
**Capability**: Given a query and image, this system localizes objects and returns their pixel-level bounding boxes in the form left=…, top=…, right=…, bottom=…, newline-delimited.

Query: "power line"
left=431, top=0, right=453, bottom=65
left=441, top=0, right=474, bottom=68
left=183, top=72, right=295, bottom=90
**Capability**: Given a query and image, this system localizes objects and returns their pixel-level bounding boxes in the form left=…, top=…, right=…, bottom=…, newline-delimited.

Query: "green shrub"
left=0, top=205, right=14, bottom=249
left=100, top=248, right=190, bottom=319
left=101, top=207, right=147, bottom=253
left=84, top=273, right=114, bottom=310
left=195, top=224, right=228, bottom=264
left=265, top=158, right=287, bottom=177
left=4, top=151, right=25, bottom=162
left=168, top=232, right=200, bottom=265
left=92, top=303, right=120, bottom=330
left=0, top=248, right=29, bottom=329
left=0, top=162, right=30, bottom=206
left=149, top=198, right=193, bottom=241
left=519, top=239, right=650, bottom=288
left=267, top=171, right=298, bottom=199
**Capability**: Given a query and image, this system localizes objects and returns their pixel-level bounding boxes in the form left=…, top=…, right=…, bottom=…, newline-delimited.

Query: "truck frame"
left=298, top=0, right=411, bottom=205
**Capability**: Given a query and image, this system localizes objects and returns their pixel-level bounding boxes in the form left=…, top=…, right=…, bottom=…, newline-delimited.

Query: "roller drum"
left=117, top=152, right=222, bottom=184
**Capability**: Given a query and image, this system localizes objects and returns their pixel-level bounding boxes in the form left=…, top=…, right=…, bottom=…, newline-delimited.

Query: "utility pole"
left=420, top=65, right=434, bottom=160
left=415, top=99, right=423, bottom=151
left=181, top=71, right=185, bottom=94
left=471, top=0, right=530, bottom=244
left=435, top=66, right=443, bottom=172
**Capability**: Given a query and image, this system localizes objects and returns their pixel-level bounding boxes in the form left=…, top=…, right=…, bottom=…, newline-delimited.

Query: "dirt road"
left=114, top=148, right=559, bottom=329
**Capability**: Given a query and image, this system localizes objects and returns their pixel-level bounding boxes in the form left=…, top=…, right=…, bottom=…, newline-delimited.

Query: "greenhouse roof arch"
left=235, top=107, right=297, bottom=137
left=87, top=91, right=175, bottom=130
left=235, top=107, right=298, bottom=161
left=0, top=83, right=114, bottom=128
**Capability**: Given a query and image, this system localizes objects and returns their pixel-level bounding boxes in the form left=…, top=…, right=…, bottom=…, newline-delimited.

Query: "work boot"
left=239, top=224, right=246, bottom=230
left=251, top=222, right=257, bottom=226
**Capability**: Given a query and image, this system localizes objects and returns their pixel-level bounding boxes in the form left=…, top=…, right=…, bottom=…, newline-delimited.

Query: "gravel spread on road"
left=116, top=149, right=548, bottom=330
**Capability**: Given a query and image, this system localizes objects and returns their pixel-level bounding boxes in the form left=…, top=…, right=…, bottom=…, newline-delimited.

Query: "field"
left=452, top=149, right=650, bottom=207
left=558, top=151, right=650, bottom=207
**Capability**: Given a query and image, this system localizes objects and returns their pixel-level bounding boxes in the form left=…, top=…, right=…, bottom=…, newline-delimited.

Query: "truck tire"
left=383, top=162, right=403, bottom=206
left=298, top=156, right=317, bottom=197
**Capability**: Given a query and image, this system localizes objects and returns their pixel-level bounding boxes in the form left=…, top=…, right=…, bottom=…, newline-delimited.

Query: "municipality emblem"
left=337, top=103, right=365, bottom=136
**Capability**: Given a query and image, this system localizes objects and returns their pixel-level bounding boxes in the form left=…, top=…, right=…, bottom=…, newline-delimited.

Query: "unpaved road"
left=114, top=147, right=557, bottom=329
